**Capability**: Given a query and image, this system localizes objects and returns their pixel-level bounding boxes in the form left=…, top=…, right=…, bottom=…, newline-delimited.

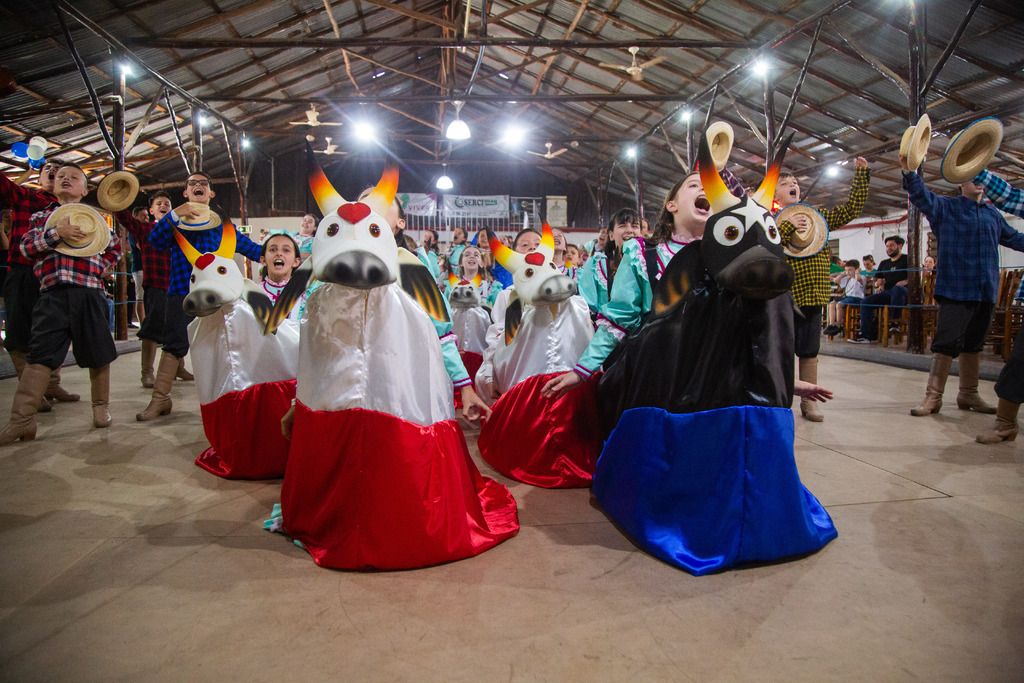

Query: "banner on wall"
left=546, top=195, right=568, bottom=228
left=398, top=192, right=437, bottom=217
left=442, top=194, right=509, bottom=219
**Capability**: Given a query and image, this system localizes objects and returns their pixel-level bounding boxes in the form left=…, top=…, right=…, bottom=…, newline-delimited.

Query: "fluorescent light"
left=498, top=72, right=510, bottom=80
left=373, top=71, right=386, bottom=78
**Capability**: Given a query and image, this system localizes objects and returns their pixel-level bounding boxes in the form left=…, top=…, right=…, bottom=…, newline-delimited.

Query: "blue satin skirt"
left=593, top=405, right=837, bottom=576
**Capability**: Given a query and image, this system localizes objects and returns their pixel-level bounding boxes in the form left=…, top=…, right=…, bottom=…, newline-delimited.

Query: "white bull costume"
left=264, top=156, right=518, bottom=571
left=476, top=224, right=602, bottom=488
left=447, top=273, right=491, bottom=412
left=179, top=223, right=300, bottom=479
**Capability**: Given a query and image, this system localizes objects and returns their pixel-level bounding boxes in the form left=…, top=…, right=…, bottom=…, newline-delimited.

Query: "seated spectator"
left=850, top=235, right=908, bottom=343
left=824, top=259, right=864, bottom=336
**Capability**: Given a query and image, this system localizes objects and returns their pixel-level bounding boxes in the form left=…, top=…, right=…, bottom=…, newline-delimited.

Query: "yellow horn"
left=751, top=132, right=795, bottom=210
left=539, top=223, right=555, bottom=261
left=306, top=142, right=344, bottom=216
left=488, top=229, right=523, bottom=271
left=698, top=132, right=739, bottom=214
left=471, top=273, right=482, bottom=287
left=172, top=228, right=203, bottom=266
left=216, top=220, right=236, bottom=258
left=362, top=167, right=399, bottom=221
left=448, top=273, right=459, bottom=288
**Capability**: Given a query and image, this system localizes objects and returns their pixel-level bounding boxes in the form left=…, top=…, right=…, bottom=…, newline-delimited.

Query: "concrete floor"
left=0, top=354, right=1021, bottom=681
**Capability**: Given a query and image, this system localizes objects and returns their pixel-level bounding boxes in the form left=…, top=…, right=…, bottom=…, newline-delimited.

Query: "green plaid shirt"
left=778, top=166, right=871, bottom=307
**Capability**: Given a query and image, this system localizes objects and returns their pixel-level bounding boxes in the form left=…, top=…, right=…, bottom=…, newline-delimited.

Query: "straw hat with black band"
left=96, top=170, right=139, bottom=212
left=778, top=203, right=828, bottom=259
left=177, top=202, right=223, bottom=231
left=940, top=117, right=1003, bottom=184
left=46, top=203, right=111, bottom=258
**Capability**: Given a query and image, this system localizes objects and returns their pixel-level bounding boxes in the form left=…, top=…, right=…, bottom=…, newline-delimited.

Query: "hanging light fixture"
left=445, top=101, right=471, bottom=140
left=436, top=164, right=454, bottom=190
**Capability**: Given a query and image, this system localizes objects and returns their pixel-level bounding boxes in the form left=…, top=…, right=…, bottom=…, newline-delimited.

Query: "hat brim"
left=178, top=203, right=223, bottom=232
left=706, top=121, right=734, bottom=169
left=907, top=113, right=931, bottom=171
left=778, top=203, right=829, bottom=258
left=97, top=171, right=140, bottom=212
left=941, top=117, right=1003, bottom=184
left=46, top=203, right=111, bottom=258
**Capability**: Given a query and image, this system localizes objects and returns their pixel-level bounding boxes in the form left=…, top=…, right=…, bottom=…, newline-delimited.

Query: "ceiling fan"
left=598, top=46, right=667, bottom=82
left=526, top=142, right=569, bottom=159
left=310, top=136, right=345, bottom=156
left=289, top=104, right=343, bottom=127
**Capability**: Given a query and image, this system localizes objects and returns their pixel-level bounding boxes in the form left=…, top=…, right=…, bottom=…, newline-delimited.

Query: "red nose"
left=337, top=203, right=371, bottom=224
left=524, top=252, right=545, bottom=266
left=196, top=253, right=215, bottom=270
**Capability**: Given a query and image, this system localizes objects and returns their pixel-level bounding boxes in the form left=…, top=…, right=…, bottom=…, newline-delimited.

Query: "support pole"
left=54, top=4, right=117, bottom=157
left=634, top=152, right=645, bottom=220
left=920, top=0, right=982, bottom=99
left=191, top=105, right=203, bottom=172
left=112, top=54, right=128, bottom=342
left=763, top=71, right=777, bottom=168
left=164, top=91, right=191, bottom=175
left=906, top=0, right=925, bottom=354
left=776, top=19, right=823, bottom=145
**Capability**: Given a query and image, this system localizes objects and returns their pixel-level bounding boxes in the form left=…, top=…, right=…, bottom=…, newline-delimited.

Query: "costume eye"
left=217, top=266, right=227, bottom=274
left=190, top=274, right=196, bottom=283
left=525, top=268, right=534, bottom=278
left=713, top=215, right=745, bottom=246
left=764, top=216, right=781, bottom=244
left=550, top=262, right=556, bottom=269
left=326, top=223, right=339, bottom=237
left=369, top=223, right=381, bottom=237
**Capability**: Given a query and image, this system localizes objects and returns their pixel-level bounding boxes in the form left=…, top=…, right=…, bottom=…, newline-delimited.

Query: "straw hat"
left=178, top=202, right=223, bottom=231
left=778, top=203, right=828, bottom=258
left=46, top=203, right=111, bottom=257
left=706, top=121, right=734, bottom=169
left=96, top=170, right=139, bottom=212
left=899, top=113, right=931, bottom=171
left=940, top=117, right=1003, bottom=184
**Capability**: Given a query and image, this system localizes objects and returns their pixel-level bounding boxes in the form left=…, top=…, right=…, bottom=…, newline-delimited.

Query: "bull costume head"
left=178, top=223, right=245, bottom=317
left=697, top=132, right=795, bottom=300
left=488, top=223, right=577, bottom=305
left=447, top=273, right=483, bottom=308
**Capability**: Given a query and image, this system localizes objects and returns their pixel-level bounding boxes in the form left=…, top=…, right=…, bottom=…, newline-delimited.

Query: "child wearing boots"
left=0, top=163, right=122, bottom=445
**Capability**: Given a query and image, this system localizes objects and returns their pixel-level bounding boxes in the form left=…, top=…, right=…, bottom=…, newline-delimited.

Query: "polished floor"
left=0, top=354, right=1021, bottom=681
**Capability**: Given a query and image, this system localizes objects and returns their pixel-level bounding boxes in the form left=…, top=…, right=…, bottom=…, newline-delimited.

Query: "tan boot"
left=10, top=350, right=51, bottom=413
left=976, top=398, right=1019, bottom=444
left=798, top=357, right=824, bottom=422
left=911, top=353, right=953, bottom=416
left=45, top=366, right=80, bottom=403
left=90, top=365, right=111, bottom=428
left=0, top=363, right=51, bottom=446
left=136, top=352, right=178, bottom=421
left=140, top=339, right=157, bottom=389
left=175, top=357, right=194, bottom=381
left=956, top=352, right=997, bottom=414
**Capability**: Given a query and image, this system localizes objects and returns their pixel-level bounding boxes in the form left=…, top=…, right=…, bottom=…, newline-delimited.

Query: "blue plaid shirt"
left=976, top=170, right=1024, bottom=302
left=149, top=210, right=262, bottom=295
left=904, top=171, right=1024, bottom=303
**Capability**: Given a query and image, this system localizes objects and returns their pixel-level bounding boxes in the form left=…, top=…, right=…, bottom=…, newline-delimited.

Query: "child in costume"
left=0, top=164, right=121, bottom=444
left=577, top=209, right=641, bottom=315
left=267, top=160, right=516, bottom=570
left=589, top=134, right=836, bottom=575
left=444, top=245, right=502, bottom=308
left=182, top=223, right=300, bottom=479
left=476, top=224, right=601, bottom=488
left=257, top=232, right=304, bottom=310
left=137, top=171, right=263, bottom=422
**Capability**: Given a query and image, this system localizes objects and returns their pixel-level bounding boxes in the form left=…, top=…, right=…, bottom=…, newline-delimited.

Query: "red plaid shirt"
left=0, top=173, right=56, bottom=267
left=20, top=205, right=122, bottom=292
left=115, top=209, right=170, bottom=290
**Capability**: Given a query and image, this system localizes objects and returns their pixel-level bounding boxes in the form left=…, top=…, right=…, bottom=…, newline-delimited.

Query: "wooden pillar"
left=906, top=0, right=925, bottom=353
left=112, top=55, right=128, bottom=342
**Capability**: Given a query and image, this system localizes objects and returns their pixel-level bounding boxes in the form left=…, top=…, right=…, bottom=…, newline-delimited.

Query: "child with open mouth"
left=258, top=232, right=302, bottom=303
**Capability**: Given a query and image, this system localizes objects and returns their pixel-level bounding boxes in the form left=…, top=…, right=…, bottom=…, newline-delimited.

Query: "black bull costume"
left=592, top=132, right=837, bottom=575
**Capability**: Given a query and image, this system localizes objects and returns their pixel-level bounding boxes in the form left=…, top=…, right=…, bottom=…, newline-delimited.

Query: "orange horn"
left=172, top=228, right=203, bottom=266
left=362, top=167, right=399, bottom=220
left=698, top=132, right=740, bottom=214
left=306, top=141, right=344, bottom=216
left=488, top=229, right=517, bottom=271
left=447, top=273, right=459, bottom=288
left=751, top=132, right=795, bottom=210
left=215, top=219, right=236, bottom=258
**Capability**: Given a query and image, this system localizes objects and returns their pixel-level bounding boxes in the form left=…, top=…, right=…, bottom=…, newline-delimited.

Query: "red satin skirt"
left=195, top=379, right=296, bottom=480
left=478, top=372, right=603, bottom=488
left=281, top=402, right=520, bottom=570
left=453, top=350, right=483, bottom=410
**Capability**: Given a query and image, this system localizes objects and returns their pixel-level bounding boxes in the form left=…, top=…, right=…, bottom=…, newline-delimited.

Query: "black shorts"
left=27, top=286, right=118, bottom=369
left=3, top=264, right=42, bottom=354
left=162, top=293, right=194, bottom=358
left=794, top=305, right=822, bottom=359
left=137, top=286, right=167, bottom=343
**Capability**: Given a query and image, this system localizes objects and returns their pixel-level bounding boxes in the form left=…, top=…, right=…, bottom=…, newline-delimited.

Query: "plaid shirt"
left=149, top=209, right=262, bottom=295
left=778, top=166, right=870, bottom=307
left=20, top=205, right=122, bottom=292
left=0, top=173, right=56, bottom=268
left=975, top=169, right=1024, bottom=218
left=115, top=210, right=170, bottom=290
left=904, top=170, right=1024, bottom=302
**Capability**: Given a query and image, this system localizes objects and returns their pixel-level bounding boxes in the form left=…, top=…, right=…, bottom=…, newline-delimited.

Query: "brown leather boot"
left=798, top=357, right=824, bottom=422
left=911, top=353, right=952, bottom=416
left=976, top=398, right=1019, bottom=444
left=0, top=363, right=51, bottom=446
left=10, top=350, right=51, bottom=413
left=45, top=366, right=80, bottom=403
left=956, top=352, right=996, bottom=414
left=90, top=365, right=111, bottom=428
left=137, top=352, right=178, bottom=421
left=176, top=357, right=194, bottom=381
left=140, top=339, right=157, bottom=388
